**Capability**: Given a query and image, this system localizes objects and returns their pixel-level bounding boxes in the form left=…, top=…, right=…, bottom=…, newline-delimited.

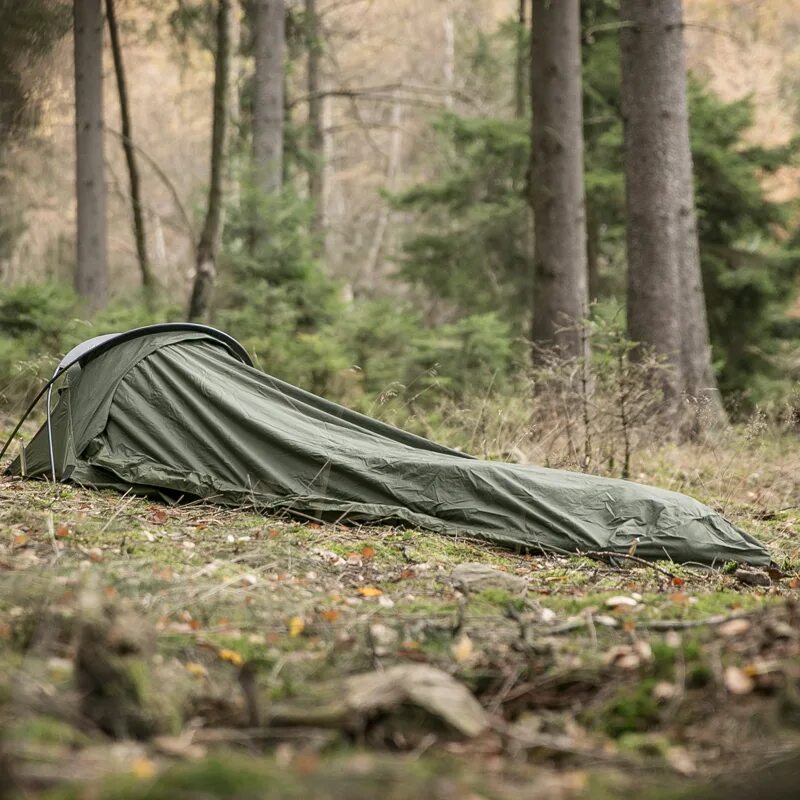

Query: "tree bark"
left=106, top=0, right=153, bottom=296
left=252, top=0, right=284, bottom=195
left=529, top=0, right=588, bottom=359
left=74, top=0, right=108, bottom=312
left=187, top=0, right=232, bottom=322
left=620, top=0, right=724, bottom=425
left=306, top=0, right=325, bottom=240
left=514, top=0, right=527, bottom=119
left=227, top=0, right=242, bottom=208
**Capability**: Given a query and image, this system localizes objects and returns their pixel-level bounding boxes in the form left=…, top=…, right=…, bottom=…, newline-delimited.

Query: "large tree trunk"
left=187, top=0, right=232, bottom=322
left=74, top=0, right=108, bottom=312
left=529, top=0, right=588, bottom=359
left=306, top=0, right=325, bottom=241
left=105, top=0, right=153, bottom=296
left=620, top=0, right=724, bottom=426
left=252, top=0, right=284, bottom=195
left=666, top=5, right=726, bottom=424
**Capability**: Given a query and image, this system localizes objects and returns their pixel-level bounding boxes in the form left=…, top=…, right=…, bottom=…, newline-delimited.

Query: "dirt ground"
left=1, top=432, right=799, bottom=799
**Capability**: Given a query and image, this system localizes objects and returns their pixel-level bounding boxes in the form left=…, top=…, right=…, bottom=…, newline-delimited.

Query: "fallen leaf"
left=634, top=640, right=653, bottom=661
left=668, top=592, right=690, bottom=606
left=321, top=609, right=340, bottom=622
left=451, top=633, right=474, bottom=663
left=666, top=745, right=696, bottom=776
left=12, top=533, right=29, bottom=548
left=671, top=576, right=686, bottom=587
left=55, top=525, right=71, bottom=539
left=185, top=662, right=208, bottom=679
left=131, top=757, right=156, bottom=779
left=288, top=616, right=305, bottom=638
left=218, top=648, right=243, bottom=667
left=357, top=586, right=383, bottom=597
left=653, top=681, right=678, bottom=702
left=361, top=546, right=376, bottom=560
left=606, top=595, right=638, bottom=609
left=150, top=508, right=168, bottom=524
left=724, top=665, right=754, bottom=695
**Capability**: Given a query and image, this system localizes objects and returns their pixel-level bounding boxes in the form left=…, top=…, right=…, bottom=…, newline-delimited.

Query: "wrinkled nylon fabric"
left=9, top=333, right=771, bottom=565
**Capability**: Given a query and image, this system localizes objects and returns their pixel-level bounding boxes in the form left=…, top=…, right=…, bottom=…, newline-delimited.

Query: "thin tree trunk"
left=529, top=0, right=588, bottom=359
left=227, top=0, right=242, bottom=208
left=187, top=0, right=232, bottom=322
left=306, top=0, right=325, bottom=242
left=514, top=0, right=527, bottom=119
left=252, top=0, right=284, bottom=195
left=363, top=101, right=403, bottom=284
left=619, top=0, right=723, bottom=428
left=105, top=0, right=153, bottom=296
left=586, top=206, right=599, bottom=303
left=442, top=3, right=455, bottom=110
left=74, top=0, right=108, bottom=312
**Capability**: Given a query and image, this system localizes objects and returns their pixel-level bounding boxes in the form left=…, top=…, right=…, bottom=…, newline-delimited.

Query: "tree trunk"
left=529, top=0, right=588, bottom=359
left=514, top=0, right=527, bottom=119
left=187, top=0, right=232, bottom=322
left=227, top=0, right=242, bottom=208
left=252, top=0, right=284, bottom=195
left=306, top=0, right=325, bottom=241
left=442, top=3, right=455, bottom=110
left=666, top=5, right=726, bottom=424
left=74, top=0, right=108, bottom=312
left=620, top=0, right=724, bottom=426
left=105, top=0, right=153, bottom=297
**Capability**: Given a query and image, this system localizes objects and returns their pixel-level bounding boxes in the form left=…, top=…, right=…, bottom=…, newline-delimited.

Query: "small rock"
left=718, top=618, right=751, bottom=637
left=449, top=563, right=528, bottom=594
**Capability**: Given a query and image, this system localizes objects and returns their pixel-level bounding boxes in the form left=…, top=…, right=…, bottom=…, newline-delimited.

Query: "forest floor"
left=1, top=431, right=799, bottom=799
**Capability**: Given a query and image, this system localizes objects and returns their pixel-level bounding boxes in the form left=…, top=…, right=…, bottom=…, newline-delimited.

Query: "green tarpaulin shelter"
left=4, top=324, right=770, bottom=565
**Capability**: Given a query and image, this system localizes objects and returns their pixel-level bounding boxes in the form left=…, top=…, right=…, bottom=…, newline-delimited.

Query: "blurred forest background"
left=1, top=0, right=799, bottom=468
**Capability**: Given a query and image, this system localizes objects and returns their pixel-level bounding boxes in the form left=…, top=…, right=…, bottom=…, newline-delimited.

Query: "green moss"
left=7, top=715, right=91, bottom=748
left=591, top=678, right=661, bottom=738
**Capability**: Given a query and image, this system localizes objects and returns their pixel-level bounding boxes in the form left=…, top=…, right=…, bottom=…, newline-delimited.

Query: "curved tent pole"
left=2, top=323, right=252, bottom=476
left=46, top=366, right=63, bottom=482
left=0, top=369, right=66, bottom=468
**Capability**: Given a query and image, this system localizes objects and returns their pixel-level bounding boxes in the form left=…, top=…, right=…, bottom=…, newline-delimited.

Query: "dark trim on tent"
left=58, top=323, right=253, bottom=371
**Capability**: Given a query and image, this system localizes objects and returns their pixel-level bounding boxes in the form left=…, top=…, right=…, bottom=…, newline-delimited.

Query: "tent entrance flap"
left=5, top=327, right=771, bottom=567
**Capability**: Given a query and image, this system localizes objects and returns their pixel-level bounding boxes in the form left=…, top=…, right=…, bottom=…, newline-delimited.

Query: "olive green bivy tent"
left=5, top=325, right=770, bottom=566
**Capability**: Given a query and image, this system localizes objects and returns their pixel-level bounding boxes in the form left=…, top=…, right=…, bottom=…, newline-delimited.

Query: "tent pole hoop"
left=46, top=366, right=62, bottom=482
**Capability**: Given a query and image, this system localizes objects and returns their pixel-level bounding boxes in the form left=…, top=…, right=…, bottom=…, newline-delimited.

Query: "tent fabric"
left=7, top=329, right=770, bottom=566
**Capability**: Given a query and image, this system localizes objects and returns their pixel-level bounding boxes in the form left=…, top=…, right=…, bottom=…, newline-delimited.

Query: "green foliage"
left=395, top=7, right=800, bottom=414
left=0, top=283, right=180, bottom=410
left=393, top=114, right=531, bottom=322
left=689, top=85, right=800, bottom=406
left=213, top=186, right=345, bottom=394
